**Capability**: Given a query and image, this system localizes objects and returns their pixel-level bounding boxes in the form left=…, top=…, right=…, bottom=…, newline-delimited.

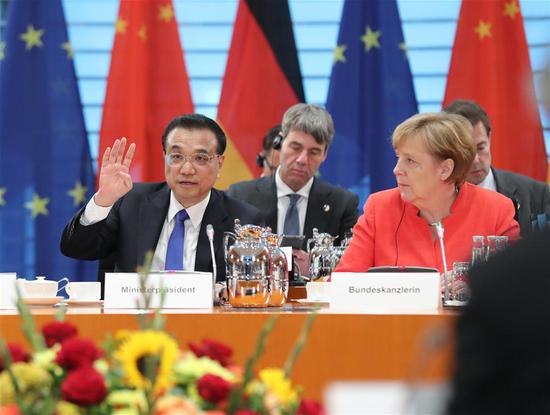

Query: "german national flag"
left=216, top=0, right=304, bottom=188
left=99, top=0, right=194, bottom=183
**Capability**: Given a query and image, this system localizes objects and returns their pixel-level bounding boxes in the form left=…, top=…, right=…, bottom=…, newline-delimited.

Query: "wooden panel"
left=0, top=307, right=458, bottom=400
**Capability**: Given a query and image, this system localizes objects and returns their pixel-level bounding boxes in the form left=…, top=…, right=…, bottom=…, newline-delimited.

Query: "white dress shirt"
left=275, top=167, right=314, bottom=235
left=477, top=168, right=497, bottom=192
left=80, top=190, right=211, bottom=271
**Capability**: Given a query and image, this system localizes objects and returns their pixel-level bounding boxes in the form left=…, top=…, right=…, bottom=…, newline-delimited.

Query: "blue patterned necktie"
left=283, top=194, right=301, bottom=235
left=165, top=209, right=189, bottom=270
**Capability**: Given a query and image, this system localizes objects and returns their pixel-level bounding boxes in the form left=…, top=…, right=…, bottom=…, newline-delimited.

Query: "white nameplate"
left=0, top=273, right=17, bottom=309
left=331, top=272, right=440, bottom=311
left=104, top=272, right=213, bottom=309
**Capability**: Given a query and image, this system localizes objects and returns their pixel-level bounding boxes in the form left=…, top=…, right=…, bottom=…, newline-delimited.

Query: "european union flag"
left=321, top=0, right=418, bottom=208
left=0, top=0, right=96, bottom=282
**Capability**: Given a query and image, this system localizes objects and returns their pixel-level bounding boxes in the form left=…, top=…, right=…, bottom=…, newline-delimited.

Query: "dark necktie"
left=283, top=194, right=301, bottom=235
left=165, top=209, right=189, bottom=270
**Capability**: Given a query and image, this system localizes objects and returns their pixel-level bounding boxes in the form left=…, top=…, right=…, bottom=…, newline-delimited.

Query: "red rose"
left=56, top=338, right=102, bottom=370
left=197, top=374, right=232, bottom=404
left=61, top=366, right=107, bottom=406
left=189, top=339, right=232, bottom=367
left=297, top=399, right=324, bottom=415
left=41, top=321, right=78, bottom=347
left=0, top=404, right=21, bottom=415
left=234, top=411, right=261, bottom=415
left=0, top=343, right=30, bottom=371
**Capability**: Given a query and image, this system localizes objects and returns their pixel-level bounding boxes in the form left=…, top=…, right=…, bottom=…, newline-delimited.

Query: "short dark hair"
left=443, top=100, right=492, bottom=136
left=262, top=125, right=282, bottom=152
left=161, top=114, right=227, bottom=154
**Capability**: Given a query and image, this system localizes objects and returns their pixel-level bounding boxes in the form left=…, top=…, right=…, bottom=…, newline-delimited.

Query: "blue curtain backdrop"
left=321, top=0, right=418, bottom=209
left=0, top=0, right=96, bottom=282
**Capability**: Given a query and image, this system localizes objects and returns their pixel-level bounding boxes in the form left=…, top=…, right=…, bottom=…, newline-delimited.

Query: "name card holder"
left=0, top=273, right=17, bottom=309
left=104, top=272, right=213, bottom=309
left=330, top=272, right=440, bottom=311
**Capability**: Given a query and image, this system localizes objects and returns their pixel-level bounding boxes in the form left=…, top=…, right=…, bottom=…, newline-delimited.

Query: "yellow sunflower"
left=114, top=330, right=180, bottom=393
left=258, top=368, right=298, bottom=406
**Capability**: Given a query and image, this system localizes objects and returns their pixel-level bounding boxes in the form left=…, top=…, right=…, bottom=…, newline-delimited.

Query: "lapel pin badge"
left=323, top=204, right=330, bottom=212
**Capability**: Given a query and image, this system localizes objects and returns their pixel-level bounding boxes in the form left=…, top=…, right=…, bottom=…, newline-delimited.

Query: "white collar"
left=275, top=167, right=314, bottom=199
left=477, top=168, right=497, bottom=192
left=168, top=190, right=211, bottom=229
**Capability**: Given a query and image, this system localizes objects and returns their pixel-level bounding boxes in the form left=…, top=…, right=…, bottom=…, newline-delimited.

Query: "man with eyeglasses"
left=228, top=104, right=359, bottom=263
left=61, top=114, right=264, bottom=288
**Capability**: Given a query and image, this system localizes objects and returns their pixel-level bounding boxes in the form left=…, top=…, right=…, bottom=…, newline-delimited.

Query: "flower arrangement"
left=0, top=284, right=323, bottom=415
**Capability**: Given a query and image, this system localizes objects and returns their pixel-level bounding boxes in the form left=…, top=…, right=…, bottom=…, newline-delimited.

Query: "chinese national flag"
left=443, top=0, right=547, bottom=181
left=99, top=0, right=194, bottom=183
left=216, top=0, right=304, bottom=188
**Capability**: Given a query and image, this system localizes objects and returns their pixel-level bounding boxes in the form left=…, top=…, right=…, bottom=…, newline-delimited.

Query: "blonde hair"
left=392, top=112, right=476, bottom=184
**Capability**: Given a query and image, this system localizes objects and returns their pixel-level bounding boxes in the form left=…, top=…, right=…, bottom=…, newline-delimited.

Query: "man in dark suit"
left=444, top=99, right=550, bottom=237
left=227, top=104, right=359, bottom=245
left=447, top=227, right=550, bottom=414
left=60, top=114, right=264, bottom=287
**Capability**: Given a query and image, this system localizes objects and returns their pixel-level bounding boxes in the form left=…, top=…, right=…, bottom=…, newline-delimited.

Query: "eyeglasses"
left=165, top=153, right=219, bottom=167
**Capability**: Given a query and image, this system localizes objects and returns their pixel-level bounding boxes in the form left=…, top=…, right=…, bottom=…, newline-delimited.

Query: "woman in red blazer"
left=336, top=112, right=520, bottom=274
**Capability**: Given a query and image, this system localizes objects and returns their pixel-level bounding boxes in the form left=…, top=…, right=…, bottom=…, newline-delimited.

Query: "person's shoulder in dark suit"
left=312, top=178, right=359, bottom=210
left=309, top=178, right=359, bottom=234
left=448, top=228, right=550, bottom=415
left=493, top=167, right=550, bottom=236
left=494, top=168, right=549, bottom=191
left=213, top=188, right=266, bottom=226
left=226, top=176, right=272, bottom=202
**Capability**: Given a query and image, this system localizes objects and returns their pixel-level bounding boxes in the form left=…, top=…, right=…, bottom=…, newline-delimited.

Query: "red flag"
left=99, top=0, right=194, bottom=183
left=216, top=0, right=304, bottom=188
left=443, top=0, right=547, bottom=181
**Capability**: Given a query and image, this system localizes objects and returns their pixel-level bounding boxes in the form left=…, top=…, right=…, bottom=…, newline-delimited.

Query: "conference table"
left=0, top=295, right=459, bottom=401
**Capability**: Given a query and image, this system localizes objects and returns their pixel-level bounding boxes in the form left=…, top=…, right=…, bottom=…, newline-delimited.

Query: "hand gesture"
left=94, top=137, right=136, bottom=207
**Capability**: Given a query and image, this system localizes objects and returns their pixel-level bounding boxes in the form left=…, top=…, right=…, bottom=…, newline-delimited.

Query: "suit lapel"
left=196, top=189, right=229, bottom=273
left=493, top=168, right=516, bottom=198
left=304, top=179, right=331, bottom=237
left=256, top=176, right=278, bottom=232
left=137, top=185, right=170, bottom=265
left=493, top=168, right=520, bottom=211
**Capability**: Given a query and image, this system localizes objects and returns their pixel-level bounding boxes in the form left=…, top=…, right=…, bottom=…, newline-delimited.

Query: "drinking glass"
left=451, top=262, right=470, bottom=302
left=471, top=235, right=486, bottom=266
left=486, top=235, right=509, bottom=259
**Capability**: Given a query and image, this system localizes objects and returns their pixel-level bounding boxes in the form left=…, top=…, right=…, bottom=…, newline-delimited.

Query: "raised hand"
left=94, top=137, right=136, bottom=207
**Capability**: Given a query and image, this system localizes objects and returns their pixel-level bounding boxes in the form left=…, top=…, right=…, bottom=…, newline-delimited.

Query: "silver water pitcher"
left=330, top=230, right=353, bottom=269
left=224, top=219, right=271, bottom=307
left=307, top=228, right=338, bottom=281
left=264, top=231, right=289, bottom=307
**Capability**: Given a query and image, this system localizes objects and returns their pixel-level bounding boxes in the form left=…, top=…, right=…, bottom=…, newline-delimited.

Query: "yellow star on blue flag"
left=67, top=181, right=87, bottom=206
left=361, top=26, right=381, bottom=52
left=19, top=24, right=44, bottom=50
left=25, top=193, right=49, bottom=218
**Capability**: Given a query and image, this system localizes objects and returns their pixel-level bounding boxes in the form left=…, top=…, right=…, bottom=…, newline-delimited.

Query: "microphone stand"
left=206, top=224, right=220, bottom=305
left=432, top=222, right=450, bottom=304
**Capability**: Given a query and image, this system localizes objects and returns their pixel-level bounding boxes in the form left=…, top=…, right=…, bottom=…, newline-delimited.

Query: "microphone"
left=206, top=224, right=219, bottom=304
left=431, top=221, right=450, bottom=303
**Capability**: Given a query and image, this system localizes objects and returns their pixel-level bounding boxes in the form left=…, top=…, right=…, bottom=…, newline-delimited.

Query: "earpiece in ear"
left=272, top=132, right=284, bottom=150
left=256, top=153, right=265, bottom=168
